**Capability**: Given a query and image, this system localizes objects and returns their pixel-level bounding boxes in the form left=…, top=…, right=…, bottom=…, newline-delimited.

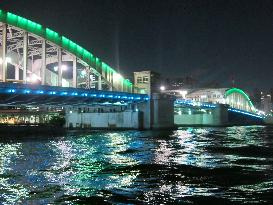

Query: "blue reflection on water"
left=0, top=126, right=273, bottom=204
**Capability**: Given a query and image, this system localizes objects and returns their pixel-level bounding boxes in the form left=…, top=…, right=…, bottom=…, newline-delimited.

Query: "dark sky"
left=1, top=0, right=273, bottom=91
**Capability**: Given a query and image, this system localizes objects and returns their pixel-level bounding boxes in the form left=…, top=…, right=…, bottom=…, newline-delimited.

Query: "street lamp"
left=160, top=86, right=166, bottom=91
left=61, top=65, right=67, bottom=71
left=113, top=73, right=122, bottom=80
left=179, top=90, right=188, bottom=98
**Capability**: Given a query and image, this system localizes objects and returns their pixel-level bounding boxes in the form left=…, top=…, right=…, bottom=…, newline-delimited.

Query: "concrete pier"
left=151, top=93, right=175, bottom=129
left=65, top=93, right=175, bottom=130
left=174, top=104, right=229, bottom=126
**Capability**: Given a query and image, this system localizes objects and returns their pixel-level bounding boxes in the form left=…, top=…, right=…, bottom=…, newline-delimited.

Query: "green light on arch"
left=0, top=9, right=132, bottom=88
left=224, top=88, right=255, bottom=111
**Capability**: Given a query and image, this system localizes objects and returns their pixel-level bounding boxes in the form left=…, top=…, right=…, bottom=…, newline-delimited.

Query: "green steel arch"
left=0, top=9, right=133, bottom=90
left=224, top=88, right=256, bottom=112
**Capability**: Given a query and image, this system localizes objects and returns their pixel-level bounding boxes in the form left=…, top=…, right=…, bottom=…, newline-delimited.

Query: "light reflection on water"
left=0, top=126, right=273, bottom=204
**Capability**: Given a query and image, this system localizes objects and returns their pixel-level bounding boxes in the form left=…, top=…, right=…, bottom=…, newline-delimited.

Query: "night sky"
left=1, top=0, right=273, bottom=92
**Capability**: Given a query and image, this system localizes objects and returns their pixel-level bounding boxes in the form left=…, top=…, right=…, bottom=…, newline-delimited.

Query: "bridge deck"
left=175, top=99, right=264, bottom=119
left=0, top=83, right=149, bottom=106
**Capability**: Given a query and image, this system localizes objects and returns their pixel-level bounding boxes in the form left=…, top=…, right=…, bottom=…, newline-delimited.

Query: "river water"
left=0, top=126, right=273, bottom=204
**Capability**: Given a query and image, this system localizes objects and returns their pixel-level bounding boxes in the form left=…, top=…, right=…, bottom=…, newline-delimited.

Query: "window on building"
left=137, top=76, right=142, bottom=83
left=143, top=76, right=149, bottom=83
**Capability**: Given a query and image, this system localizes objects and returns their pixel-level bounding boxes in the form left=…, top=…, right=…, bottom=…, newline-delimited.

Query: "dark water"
left=0, top=126, right=273, bottom=204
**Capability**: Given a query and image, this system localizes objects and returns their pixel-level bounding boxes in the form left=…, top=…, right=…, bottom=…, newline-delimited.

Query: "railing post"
left=41, top=39, right=46, bottom=85
left=58, top=47, right=62, bottom=86
left=72, top=55, right=77, bottom=88
left=98, top=75, right=102, bottom=90
left=1, top=23, right=7, bottom=82
left=23, top=31, right=28, bottom=83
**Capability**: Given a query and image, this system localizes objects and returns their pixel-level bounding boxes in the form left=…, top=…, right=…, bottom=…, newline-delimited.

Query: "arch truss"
left=224, top=88, right=256, bottom=113
left=0, top=9, right=133, bottom=92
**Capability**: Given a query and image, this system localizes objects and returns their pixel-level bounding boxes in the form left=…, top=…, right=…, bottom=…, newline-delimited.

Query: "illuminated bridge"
left=0, top=9, right=148, bottom=106
left=174, top=88, right=265, bottom=125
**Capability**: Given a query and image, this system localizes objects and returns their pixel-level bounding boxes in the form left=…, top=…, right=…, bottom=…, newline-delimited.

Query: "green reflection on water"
left=44, top=132, right=140, bottom=198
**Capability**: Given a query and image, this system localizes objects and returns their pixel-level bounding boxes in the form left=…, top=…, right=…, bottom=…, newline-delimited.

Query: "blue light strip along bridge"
left=228, top=108, right=264, bottom=119
left=175, top=99, right=217, bottom=109
left=0, top=83, right=149, bottom=106
left=175, top=99, right=264, bottom=120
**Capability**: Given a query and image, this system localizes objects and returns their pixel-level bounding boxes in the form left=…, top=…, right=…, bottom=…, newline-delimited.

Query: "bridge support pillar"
left=41, top=39, right=46, bottom=85
left=138, top=93, right=175, bottom=129
left=211, top=104, right=229, bottom=126
left=23, top=31, right=28, bottom=84
left=152, top=93, right=175, bottom=129
left=1, top=23, right=7, bottom=82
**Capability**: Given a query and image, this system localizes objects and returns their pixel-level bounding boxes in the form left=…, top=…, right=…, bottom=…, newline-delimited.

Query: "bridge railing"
left=175, top=99, right=217, bottom=109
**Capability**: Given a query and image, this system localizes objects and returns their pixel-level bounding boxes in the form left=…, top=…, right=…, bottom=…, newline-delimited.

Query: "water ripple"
left=0, top=126, right=272, bottom=204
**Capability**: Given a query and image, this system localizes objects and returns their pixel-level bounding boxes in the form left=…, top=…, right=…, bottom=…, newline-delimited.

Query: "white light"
left=54, top=66, right=58, bottom=72
left=179, top=90, right=188, bottom=98
left=62, top=78, right=69, bottom=87
left=30, top=74, right=41, bottom=82
left=90, top=74, right=95, bottom=81
left=81, top=70, right=86, bottom=76
left=61, top=65, right=67, bottom=71
left=6, top=57, right=11, bottom=63
left=113, top=73, right=122, bottom=80
left=0, top=57, right=11, bottom=64
left=160, top=86, right=165, bottom=91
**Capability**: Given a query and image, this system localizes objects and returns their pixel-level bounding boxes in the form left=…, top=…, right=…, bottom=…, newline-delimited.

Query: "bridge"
left=0, top=9, right=145, bottom=99
left=0, top=9, right=267, bottom=129
left=0, top=9, right=153, bottom=129
left=174, top=87, right=265, bottom=126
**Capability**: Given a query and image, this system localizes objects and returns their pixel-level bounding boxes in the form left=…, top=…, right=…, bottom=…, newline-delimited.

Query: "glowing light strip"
left=0, top=83, right=149, bottom=102
left=228, top=108, right=264, bottom=119
left=175, top=99, right=216, bottom=108
left=224, top=88, right=255, bottom=111
left=0, top=9, right=133, bottom=88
